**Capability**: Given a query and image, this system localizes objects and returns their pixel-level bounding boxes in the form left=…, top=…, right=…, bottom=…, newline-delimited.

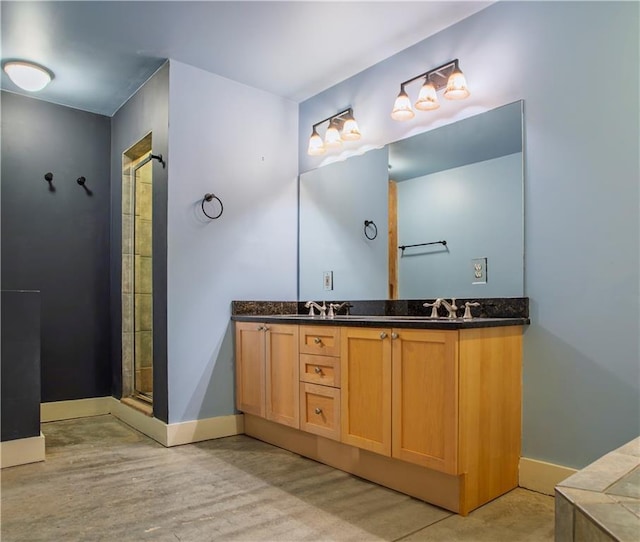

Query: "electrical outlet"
left=323, top=271, right=333, bottom=291
left=472, top=258, right=487, bottom=284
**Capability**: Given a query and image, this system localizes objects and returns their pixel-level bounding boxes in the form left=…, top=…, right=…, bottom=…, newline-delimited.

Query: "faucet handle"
left=463, top=301, right=481, bottom=319
left=422, top=300, right=441, bottom=318
left=305, top=301, right=316, bottom=316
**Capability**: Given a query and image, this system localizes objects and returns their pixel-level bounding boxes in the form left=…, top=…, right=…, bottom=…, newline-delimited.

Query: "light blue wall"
left=167, top=61, right=298, bottom=424
left=398, top=153, right=523, bottom=298
left=299, top=1, right=639, bottom=468
left=299, top=148, right=389, bottom=301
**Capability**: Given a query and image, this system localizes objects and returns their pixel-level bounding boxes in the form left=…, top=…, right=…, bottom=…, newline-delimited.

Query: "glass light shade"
left=341, top=117, right=361, bottom=141
left=324, top=121, right=342, bottom=149
left=307, top=129, right=325, bottom=156
left=444, top=68, right=470, bottom=100
left=3, top=61, right=52, bottom=92
left=415, top=80, right=440, bottom=111
left=391, top=89, right=415, bottom=121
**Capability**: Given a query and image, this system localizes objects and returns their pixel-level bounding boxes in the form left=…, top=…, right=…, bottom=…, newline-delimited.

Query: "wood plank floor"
left=1, top=415, right=554, bottom=541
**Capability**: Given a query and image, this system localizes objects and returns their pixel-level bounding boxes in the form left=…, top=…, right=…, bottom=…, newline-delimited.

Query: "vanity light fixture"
left=2, top=60, right=53, bottom=92
left=307, top=108, right=361, bottom=156
left=391, top=59, right=469, bottom=121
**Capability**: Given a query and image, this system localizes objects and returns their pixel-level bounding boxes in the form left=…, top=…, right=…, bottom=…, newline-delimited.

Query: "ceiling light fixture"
left=3, top=60, right=54, bottom=92
left=391, top=59, right=469, bottom=121
left=307, top=108, right=361, bottom=156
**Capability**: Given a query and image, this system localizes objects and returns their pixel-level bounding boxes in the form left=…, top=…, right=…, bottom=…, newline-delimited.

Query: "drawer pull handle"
left=314, top=407, right=323, bottom=415
left=380, top=332, right=387, bottom=339
left=314, top=337, right=322, bottom=344
left=391, top=332, right=399, bottom=340
left=314, top=366, right=323, bottom=374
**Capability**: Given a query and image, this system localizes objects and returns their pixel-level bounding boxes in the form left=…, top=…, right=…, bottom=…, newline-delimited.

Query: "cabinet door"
left=392, top=329, right=459, bottom=474
left=341, top=327, right=392, bottom=456
left=235, top=322, right=266, bottom=417
left=265, top=324, right=300, bottom=428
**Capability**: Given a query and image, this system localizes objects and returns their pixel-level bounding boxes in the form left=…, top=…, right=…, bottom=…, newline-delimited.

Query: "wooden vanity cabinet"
left=235, top=322, right=266, bottom=417
left=341, top=326, right=521, bottom=485
left=238, top=319, right=523, bottom=516
left=340, top=327, right=392, bottom=455
left=391, top=329, right=459, bottom=474
left=299, top=325, right=341, bottom=441
left=235, top=322, right=299, bottom=428
left=339, top=327, right=457, bottom=463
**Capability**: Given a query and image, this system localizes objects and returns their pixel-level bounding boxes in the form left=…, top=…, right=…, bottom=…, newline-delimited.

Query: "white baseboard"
left=1, top=433, right=46, bottom=469
left=167, top=413, right=245, bottom=447
left=41, top=397, right=112, bottom=422
left=108, top=397, right=244, bottom=448
left=519, top=457, right=577, bottom=495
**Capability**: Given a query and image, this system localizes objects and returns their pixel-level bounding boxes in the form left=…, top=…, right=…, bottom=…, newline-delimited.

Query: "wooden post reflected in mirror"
left=388, top=180, right=398, bottom=299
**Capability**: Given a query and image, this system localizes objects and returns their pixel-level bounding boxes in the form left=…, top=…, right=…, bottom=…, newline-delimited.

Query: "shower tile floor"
left=1, top=415, right=555, bottom=541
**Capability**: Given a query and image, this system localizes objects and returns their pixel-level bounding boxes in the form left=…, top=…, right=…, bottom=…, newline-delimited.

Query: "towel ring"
left=202, top=193, right=224, bottom=220
left=364, top=220, right=378, bottom=240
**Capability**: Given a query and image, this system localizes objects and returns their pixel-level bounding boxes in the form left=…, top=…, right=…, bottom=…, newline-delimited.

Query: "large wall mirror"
left=299, top=100, right=524, bottom=301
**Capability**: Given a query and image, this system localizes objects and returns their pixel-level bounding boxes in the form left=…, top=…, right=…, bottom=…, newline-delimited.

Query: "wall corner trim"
left=1, top=433, right=46, bottom=468
left=519, top=457, right=578, bottom=495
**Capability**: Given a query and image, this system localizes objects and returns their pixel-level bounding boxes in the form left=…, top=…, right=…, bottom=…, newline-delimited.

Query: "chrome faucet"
left=438, top=298, right=459, bottom=319
left=422, top=299, right=441, bottom=318
left=305, top=301, right=326, bottom=318
left=328, top=302, right=353, bottom=318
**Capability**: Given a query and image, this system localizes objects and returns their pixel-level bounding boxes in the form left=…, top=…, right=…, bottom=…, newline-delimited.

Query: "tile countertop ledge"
left=230, top=314, right=529, bottom=330
left=555, top=437, right=640, bottom=542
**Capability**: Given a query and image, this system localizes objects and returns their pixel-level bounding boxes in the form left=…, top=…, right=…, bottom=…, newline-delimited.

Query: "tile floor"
left=1, top=416, right=555, bottom=541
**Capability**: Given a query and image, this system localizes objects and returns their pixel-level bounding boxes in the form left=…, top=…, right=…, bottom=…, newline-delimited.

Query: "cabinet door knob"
left=263, top=326, right=269, bottom=332
left=314, top=407, right=323, bottom=415
left=314, top=337, right=322, bottom=344
left=380, top=332, right=387, bottom=339
left=391, top=332, right=399, bottom=340
left=257, top=325, right=264, bottom=331
left=314, top=366, right=323, bottom=374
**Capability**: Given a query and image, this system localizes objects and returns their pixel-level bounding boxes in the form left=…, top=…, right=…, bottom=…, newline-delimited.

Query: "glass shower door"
left=133, top=157, right=153, bottom=403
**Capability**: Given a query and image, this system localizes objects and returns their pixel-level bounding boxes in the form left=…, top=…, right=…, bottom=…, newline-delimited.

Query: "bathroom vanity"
left=232, top=308, right=527, bottom=515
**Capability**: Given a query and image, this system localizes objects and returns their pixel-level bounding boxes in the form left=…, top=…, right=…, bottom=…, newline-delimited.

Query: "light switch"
left=323, top=271, right=333, bottom=291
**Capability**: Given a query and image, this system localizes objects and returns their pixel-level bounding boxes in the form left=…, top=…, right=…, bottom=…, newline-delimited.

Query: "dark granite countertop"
left=231, top=313, right=529, bottom=330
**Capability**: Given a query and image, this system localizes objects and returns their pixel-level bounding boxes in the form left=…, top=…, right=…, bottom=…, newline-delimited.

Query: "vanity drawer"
left=299, top=326, right=340, bottom=357
left=300, top=382, right=341, bottom=441
left=300, top=354, right=340, bottom=387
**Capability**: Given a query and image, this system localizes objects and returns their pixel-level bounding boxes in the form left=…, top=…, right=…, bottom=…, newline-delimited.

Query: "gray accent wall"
left=1, top=92, right=112, bottom=402
left=299, top=1, right=639, bottom=469
left=110, top=63, right=169, bottom=423
left=1, top=291, right=41, bottom=441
